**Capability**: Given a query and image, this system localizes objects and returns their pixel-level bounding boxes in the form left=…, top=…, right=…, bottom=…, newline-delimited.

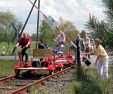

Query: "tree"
left=31, top=33, right=37, bottom=41
left=59, top=17, right=79, bottom=42
left=40, top=20, right=56, bottom=47
left=0, top=11, right=22, bottom=43
left=86, top=0, right=113, bottom=48
left=38, top=17, right=79, bottom=47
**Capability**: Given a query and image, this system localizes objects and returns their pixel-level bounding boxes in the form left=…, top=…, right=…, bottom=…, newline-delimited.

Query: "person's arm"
left=63, top=35, right=66, bottom=42
left=55, top=35, right=59, bottom=41
left=25, top=38, right=31, bottom=47
left=15, top=38, right=23, bottom=48
left=84, top=46, right=95, bottom=55
left=15, top=43, right=19, bottom=48
left=25, top=42, right=31, bottom=47
left=95, top=56, right=99, bottom=63
left=81, top=39, right=85, bottom=52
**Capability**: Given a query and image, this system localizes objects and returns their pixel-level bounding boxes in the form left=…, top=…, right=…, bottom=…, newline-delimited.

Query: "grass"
left=0, top=58, right=113, bottom=94
left=0, top=42, right=14, bottom=55
left=30, top=86, right=49, bottom=94
left=0, top=42, right=36, bottom=55
left=0, top=60, right=18, bottom=78
left=65, top=65, right=113, bottom=94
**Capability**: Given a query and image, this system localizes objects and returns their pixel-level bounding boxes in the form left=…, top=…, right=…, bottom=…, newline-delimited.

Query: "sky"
left=0, top=0, right=105, bottom=35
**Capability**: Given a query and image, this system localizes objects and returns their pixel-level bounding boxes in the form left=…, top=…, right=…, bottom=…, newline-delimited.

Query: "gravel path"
left=35, top=70, right=75, bottom=94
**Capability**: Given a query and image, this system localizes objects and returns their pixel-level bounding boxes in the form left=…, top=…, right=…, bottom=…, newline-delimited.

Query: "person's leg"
left=21, top=48, right=25, bottom=62
left=24, top=48, right=29, bottom=62
left=73, top=47, right=77, bottom=63
left=87, top=48, right=90, bottom=59
left=23, top=48, right=28, bottom=62
left=77, top=46, right=81, bottom=65
left=97, top=61, right=103, bottom=77
left=103, top=60, right=109, bottom=80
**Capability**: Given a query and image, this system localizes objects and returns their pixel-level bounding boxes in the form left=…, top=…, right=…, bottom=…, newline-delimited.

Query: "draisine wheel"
left=15, top=70, right=20, bottom=78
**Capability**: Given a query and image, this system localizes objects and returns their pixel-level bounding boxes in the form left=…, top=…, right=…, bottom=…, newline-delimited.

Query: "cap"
left=94, top=38, right=102, bottom=44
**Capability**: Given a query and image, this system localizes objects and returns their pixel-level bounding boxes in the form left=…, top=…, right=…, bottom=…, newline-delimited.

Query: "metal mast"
left=36, top=0, right=40, bottom=49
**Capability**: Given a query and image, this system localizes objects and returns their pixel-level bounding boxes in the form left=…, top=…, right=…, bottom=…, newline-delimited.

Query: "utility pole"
left=36, top=0, right=40, bottom=49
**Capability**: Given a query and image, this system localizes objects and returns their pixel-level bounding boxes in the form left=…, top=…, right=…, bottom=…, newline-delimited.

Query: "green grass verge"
left=0, top=60, right=18, bottom=78
left=1, top=60, right=113, bottom=94
left=65, top=65, right=113, bottom=94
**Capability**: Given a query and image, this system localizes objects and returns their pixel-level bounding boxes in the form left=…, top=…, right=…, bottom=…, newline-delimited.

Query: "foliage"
left=86, top=0, right=113, bottom=48
left=65, top=66, right=113, bottom=94
left=40, top=20, right=56, bottom=47
left=0, top=11, right=22, bottom=43
left=59, top=17, right=77, bottom=32
left=59, top=17, right=79, bottom=42
left=0, top=60, right=17, bottom=78
left=31, top=33, right=37, bottom=41
left=31, top=18, right=79, bottom=47
left=86, top=15, right=109, bottom=47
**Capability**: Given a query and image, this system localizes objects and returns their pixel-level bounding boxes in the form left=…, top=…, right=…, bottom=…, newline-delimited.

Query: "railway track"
left=0, top=66, right=74, bottom=94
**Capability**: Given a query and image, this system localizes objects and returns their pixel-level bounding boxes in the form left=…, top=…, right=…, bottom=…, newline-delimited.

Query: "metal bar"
left=0, top=75, right=15, bottom=83
left=28, top=0, right=89, bottom=65
left=28, top=0, right=47, bottom=18
left=19, top=0, right=37, bottom=38
left=36, top=0, right=40, bottom=49
left=28, top=0, right=76, bottom=48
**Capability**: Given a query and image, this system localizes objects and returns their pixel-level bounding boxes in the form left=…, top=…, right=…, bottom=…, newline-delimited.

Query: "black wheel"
left=26, top=70, right=32, bottom=77
left=15, top=70, right=20, bottom=78
left=22, top=70, right=32, bottom=78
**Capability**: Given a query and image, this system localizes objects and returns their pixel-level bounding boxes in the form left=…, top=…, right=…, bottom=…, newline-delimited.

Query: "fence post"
left=2, top=46, right=6, bottom=56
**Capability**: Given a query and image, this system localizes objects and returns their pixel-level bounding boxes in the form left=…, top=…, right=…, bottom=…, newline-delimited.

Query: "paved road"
left=0, top=56, right=33, bottom=60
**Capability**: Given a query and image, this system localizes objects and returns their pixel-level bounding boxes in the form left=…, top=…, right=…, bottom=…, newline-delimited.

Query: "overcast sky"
left=0, top=0, right=105, bottom=35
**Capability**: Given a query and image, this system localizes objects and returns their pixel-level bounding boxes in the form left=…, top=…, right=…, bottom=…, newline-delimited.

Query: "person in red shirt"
left=15, top=32, right=31, bottom=63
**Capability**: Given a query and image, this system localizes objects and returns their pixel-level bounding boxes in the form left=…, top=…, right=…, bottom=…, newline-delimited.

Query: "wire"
left=28, top=0, right=90, bottom=60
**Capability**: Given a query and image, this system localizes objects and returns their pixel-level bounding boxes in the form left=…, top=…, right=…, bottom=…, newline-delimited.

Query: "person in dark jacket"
left=71, top=33, right=85, bottom=64
left=38, top=39, right=48, bottom=49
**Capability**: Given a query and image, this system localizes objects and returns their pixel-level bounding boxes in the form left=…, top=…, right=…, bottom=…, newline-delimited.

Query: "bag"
left=32, top=61, right=41, bottom=67
left=84, top=59, right=91, bottom=66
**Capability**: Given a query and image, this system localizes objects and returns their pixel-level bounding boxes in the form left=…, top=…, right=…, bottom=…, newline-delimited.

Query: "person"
left=55, top=33, right=66, bottom=47
left=15, top=32, right=31, bottom=64
left=38, top=39, right=48, bottom=66
left=89, top=38, right=109, bottom=80
left=72, top=33, right=85, bottom=64
left=38, top=39, right=48, bottom=49
left=83, top=32, right=91, bottom=58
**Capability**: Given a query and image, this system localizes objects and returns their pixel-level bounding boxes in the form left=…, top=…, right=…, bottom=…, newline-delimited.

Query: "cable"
left=28, top=0, right=91, bottom=63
